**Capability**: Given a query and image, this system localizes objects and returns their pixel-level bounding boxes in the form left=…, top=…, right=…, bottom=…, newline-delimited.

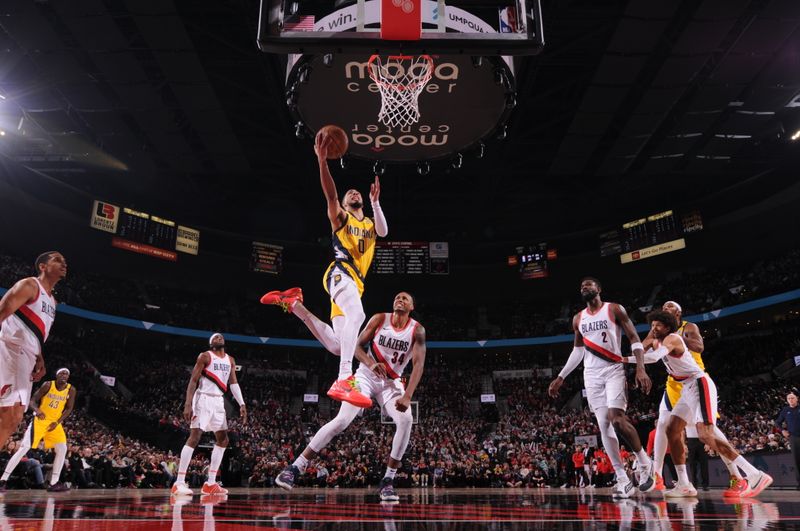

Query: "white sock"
left=207, top=445, right=225, bottom=484
left=734, top=455, right=760, bottom=477
left=50, top=443, right=67, bottom=485
left=384, top=467, right=397, bottom=480
left=176, top=445, right=194, bottom=484
left=675, top=464, right=689, bottom=484
left=721, top=455, right=742, bottom=479
left=635, top=448, right=650, bottom=467
left=293, top=454, right=309, bottom=473
left=654, top=413, right=670, bottom=476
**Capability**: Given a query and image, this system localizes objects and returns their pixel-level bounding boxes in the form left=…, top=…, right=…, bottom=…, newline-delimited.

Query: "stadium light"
left=791, top=130, right=800, bottom=141
left=0, top=130, right=5, bottom=136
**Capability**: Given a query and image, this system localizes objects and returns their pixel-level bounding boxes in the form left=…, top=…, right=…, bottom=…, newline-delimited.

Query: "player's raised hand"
left=240, top=404, right=248, bottom=424
left=370, top=175, right=381, bottom=203
left=315, top=131, right=331, bottom=160
left=182, top=403, right=193, bottom=423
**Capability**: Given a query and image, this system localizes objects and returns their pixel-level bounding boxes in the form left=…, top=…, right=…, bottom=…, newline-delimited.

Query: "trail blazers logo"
left=90, top=200, right=120, bottom=234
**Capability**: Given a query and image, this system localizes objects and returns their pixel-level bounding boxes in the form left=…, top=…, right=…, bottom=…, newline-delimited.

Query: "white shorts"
left=671, top=375, right=718, bottom=427
left=584, top=363, right=627, bottom=413
left=190, top=393, right=227, bottom=432
left=0, top=339, right=36, bottom=408
left=355, top=366, right=405, bottom=408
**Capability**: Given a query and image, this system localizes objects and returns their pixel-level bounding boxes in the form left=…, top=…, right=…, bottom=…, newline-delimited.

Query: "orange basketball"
left=316, top=125, right=349, bottom=159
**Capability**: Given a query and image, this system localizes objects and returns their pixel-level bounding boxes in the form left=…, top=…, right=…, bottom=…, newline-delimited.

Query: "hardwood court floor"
left=0, top=487, right=797, bottom=529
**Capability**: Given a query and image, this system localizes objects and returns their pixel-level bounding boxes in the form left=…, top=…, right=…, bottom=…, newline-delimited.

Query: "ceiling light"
left=791, top=130, right=800, bottom=141
left=0, top=131, right=5, bottom=136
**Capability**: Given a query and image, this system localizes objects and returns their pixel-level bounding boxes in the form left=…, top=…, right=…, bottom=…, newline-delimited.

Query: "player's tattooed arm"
left=612, top=303, right=651, bottom=394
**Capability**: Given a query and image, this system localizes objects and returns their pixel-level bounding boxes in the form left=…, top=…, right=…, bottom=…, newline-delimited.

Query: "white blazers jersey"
left=370, top=314, right=419, bottom=379
left=660, top=333, right=704, bottom=382
left=0, top=278, right=56, bottom=357
left=578, top=302, right=623, bottom=369
left=197, top=352, right=232, bottom=396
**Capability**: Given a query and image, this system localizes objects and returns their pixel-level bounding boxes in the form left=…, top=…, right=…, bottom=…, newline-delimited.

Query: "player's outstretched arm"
left=227, top=356, right=247, bottom=424
left=316, top=133, right=346, bottom=231
left=612, top=303, right=651, bottom=394
left=369, top=176, right=388, bottom=237
left=183, top=352, right=209, bottom=422
left=354, top=314, right=387, bottom=379
left=396, top=325, right=426, bottom=412
left=548, top=314, right=584, bottom=398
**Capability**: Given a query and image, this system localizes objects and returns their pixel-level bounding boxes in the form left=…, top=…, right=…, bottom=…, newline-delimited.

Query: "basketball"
left=316, top=125, right=349, bottom=159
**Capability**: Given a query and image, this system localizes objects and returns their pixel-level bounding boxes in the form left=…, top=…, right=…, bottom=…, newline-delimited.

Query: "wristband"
left=631, top=342, right=643, bottom=352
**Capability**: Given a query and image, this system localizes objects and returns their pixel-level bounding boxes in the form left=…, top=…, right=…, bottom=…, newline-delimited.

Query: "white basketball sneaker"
left=664, top=482, right=698, bottom=498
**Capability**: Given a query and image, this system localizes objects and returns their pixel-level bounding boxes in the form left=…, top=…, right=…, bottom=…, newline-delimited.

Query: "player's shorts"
left=323, top=264, right=364, bottom=320
left=354, top=366, right=410, bottom=416
left=584, top=363, right=627, bottom=413
left=670, top=374, right=718, bottom=426
left=660, top=377, right=683, bottom=413
left=190, top=392, right=227, bottom=432
left=0, top=337, right=37, bottom=408
left=28, top=418, right=67, bottom=449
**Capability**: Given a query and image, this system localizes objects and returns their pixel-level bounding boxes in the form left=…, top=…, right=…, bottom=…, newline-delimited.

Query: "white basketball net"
left=368, top=55, right=434, bottom=128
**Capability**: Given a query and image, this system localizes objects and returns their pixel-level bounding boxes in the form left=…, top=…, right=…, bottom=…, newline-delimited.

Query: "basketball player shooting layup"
left=0, top=251, right=65, bottom=449
left=275, top=292, right=425, bottom=502
left=171, top=333, right=247, bottom=497
left=260, top=132, right=388, bottom=409
left=548, top=277, right=656, bottom=498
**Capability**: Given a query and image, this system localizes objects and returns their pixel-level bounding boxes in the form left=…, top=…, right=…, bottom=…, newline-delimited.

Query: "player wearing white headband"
left=171, top=333, right=247, bottom=497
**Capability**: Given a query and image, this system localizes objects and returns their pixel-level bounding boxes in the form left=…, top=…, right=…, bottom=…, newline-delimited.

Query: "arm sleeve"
left=230, top=383, right=245, bottom=406
left=372, top=201, right=388, bottom=237
left=642, top=345, right=669, bottom=364
left=558, top=347, right=585, bottom=379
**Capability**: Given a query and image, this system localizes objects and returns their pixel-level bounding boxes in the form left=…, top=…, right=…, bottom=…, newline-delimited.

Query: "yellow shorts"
left=30, top=418, right=67, bottom=449
left=323, top=263, right=364, bottom=320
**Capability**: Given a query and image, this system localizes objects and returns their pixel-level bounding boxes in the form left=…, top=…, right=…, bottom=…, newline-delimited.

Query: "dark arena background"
left=1, top=0, right=800, bottom=528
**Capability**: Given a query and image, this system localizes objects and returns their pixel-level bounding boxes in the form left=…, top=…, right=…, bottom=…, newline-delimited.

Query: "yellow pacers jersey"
left=323, top=212, right=376, bottom=318
left=40, top=381, right=71, bottom=421
left=31, top=381, right=71, bottom=449
left=665, top=321, right=705, bottom=408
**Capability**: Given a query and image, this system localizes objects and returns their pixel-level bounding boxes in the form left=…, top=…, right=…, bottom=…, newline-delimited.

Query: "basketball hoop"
left=368, top=54, right=434, bottom=128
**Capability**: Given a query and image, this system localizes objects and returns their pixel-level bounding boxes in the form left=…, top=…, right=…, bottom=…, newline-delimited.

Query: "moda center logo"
left=344, top=60, right=457, bottom=151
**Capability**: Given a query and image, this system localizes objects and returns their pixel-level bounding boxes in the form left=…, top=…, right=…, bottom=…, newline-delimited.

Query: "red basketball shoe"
left=327, top=375, right=372, bottom=408
left=260, top=287, right=303, bottom=313
left=201, top=482, right=228, bottom=495
left=723, top=477, right=751, bottom=497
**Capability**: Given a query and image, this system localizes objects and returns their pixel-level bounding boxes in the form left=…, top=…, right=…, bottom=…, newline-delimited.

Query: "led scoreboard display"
left=599, top=209, right=703, bottom=264
left=89, top=200, right=200, bottom=261
left=251, top=242, right=283, bottom=274
left=373, top=242, right=449, bottom=275
left=507, top=243, right=556, bottom=280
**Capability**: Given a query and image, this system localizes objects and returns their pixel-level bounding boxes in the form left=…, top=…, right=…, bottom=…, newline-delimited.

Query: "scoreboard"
left=373, top=242, right=449, bottom=275
left=599, top=209, right=703, bottom=263
left=90, top=200, right=199, bottom=261
left=507, top=243, right=556, bottom=279
left=251, top=242, right=283, bottom=274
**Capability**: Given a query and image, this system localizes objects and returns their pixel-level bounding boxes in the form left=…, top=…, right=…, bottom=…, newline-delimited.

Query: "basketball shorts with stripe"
left=671, top=375, right=718, bottom=426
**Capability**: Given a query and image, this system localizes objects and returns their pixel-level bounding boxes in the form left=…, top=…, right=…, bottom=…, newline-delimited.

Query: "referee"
left=775, top=390, right=800, bottom=489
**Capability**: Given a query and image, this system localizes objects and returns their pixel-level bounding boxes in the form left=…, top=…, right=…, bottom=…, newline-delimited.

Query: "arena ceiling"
left=1, top=0, right=800, bottom=246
